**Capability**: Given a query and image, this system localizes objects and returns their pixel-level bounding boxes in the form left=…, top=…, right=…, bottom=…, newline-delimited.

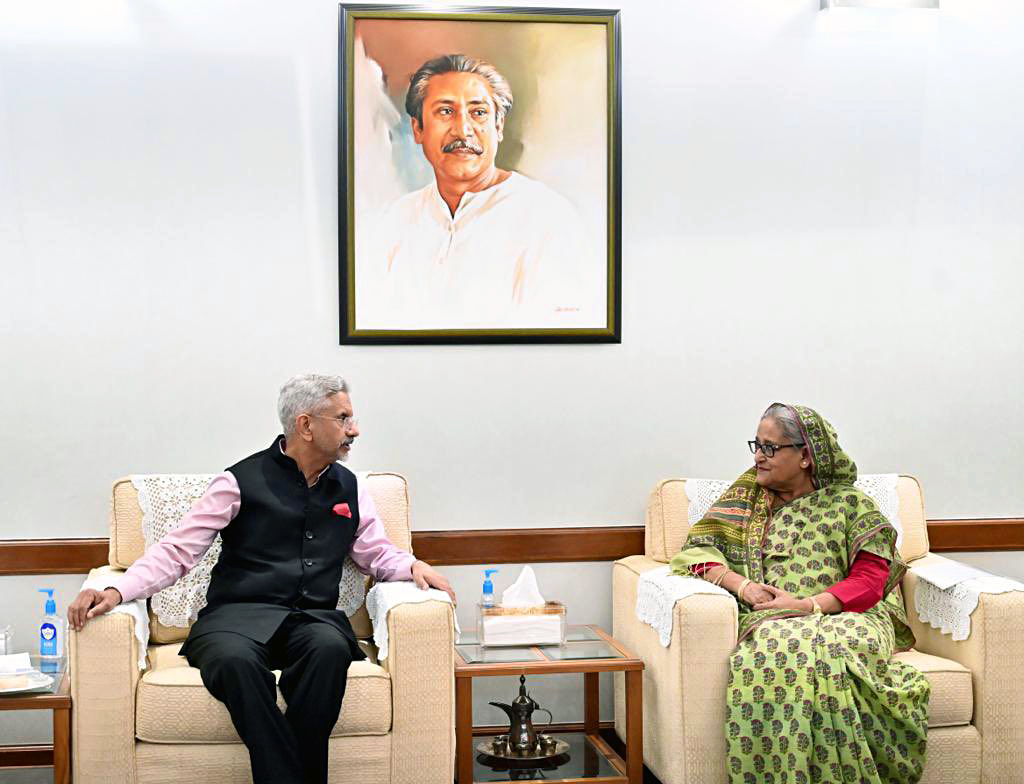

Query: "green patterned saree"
left=670, top=405, right=930, bottom=784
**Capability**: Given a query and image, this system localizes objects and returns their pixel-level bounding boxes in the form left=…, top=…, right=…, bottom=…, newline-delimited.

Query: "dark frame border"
left=337, top=4, right=623, bottom=344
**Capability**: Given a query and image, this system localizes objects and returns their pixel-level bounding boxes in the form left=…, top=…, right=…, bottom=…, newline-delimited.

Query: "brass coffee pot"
left=488, top=675, right=554, bottom=756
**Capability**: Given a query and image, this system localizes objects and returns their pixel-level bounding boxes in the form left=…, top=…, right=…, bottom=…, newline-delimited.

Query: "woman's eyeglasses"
left=748, top=440, right=804, bottom=458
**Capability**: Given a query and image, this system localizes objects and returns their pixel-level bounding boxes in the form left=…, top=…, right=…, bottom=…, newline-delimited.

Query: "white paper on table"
left=910, top=560, right=989, bottom=590
left=0, top=652, right=32, bottom=674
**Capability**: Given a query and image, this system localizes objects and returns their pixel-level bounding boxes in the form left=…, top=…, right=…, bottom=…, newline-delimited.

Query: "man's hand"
left=67, top=587, right=122, bottom=631
left=751, top=584, right=810, bottom=612
left=411, top=560, right=457, bottom=605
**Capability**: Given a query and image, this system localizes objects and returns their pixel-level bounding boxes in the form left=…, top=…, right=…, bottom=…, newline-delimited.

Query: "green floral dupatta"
left=670, top=404, right=913, bottom=649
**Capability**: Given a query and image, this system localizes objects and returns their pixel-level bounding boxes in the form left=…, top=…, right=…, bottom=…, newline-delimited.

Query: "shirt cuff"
left=109, top=574, right=146, bottom=604
left=388, top=553, right=417, bottom=582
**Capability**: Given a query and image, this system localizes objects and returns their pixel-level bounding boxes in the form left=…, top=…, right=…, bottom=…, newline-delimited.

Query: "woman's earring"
left=801, top=462, right=808, bottom=467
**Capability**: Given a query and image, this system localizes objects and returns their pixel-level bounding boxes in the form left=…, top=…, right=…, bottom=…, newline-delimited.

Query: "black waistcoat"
left=182, top=436, right=364, bottom=659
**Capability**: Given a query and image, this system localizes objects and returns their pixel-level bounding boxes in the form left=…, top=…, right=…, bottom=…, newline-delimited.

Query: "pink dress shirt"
left=112, top=472, right=416, bottom=604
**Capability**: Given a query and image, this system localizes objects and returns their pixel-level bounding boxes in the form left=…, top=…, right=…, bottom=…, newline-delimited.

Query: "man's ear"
left=295, top=415, right=314, bottom=442
left=495, top=112, right=504, bottom=142
left=411, top=116, right=424, bottom=144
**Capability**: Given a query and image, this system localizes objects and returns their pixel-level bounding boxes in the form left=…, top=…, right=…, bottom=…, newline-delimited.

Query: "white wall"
left=1, top=0, right=1023, bottom=746
left=1, top=0, right=1022, bottom=542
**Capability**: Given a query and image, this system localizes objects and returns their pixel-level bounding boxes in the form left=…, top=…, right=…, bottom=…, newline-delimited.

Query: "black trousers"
left=184, top=611, right=354, bottom=784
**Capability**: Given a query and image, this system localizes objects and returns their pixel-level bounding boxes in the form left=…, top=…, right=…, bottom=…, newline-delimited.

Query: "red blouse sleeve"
left=825, top=551, right=890, bottom=613
left=691, top=562, right=722, bottom=576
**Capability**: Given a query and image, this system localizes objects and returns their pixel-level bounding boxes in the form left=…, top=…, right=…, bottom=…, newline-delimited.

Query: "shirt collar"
left=273, top=435, right=333, bottom=486
left=428, top=172, right=520, bottom=223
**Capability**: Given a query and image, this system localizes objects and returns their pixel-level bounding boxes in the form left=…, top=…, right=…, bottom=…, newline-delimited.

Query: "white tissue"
left=501, top=565, right=546, bottom=608
left=0, top=652, right=32, bottom=674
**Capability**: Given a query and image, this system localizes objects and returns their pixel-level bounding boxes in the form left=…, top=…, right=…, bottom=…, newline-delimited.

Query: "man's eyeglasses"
left=748, top=440, right=804, bottom=458
left=309, top=414, right=358, bottom=431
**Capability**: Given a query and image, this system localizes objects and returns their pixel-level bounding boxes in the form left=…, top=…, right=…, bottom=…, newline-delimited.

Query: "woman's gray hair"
left=405, top=54, right=513, bottom=125
left=761, top=403, right=805, bottom=446
left=278, top=374, right=349, bottom=435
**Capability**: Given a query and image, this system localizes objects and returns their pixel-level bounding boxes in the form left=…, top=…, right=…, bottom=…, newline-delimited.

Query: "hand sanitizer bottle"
left=38, top=589, right=65, bottom=662
left=481, top=569, right=499, bottom=608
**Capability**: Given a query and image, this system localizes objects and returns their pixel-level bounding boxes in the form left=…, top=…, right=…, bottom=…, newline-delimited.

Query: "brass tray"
left=476, top=736, right=571, bottom=768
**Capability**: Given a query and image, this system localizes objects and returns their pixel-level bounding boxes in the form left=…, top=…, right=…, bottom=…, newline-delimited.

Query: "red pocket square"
left=332, top=503, right=352, bottom=518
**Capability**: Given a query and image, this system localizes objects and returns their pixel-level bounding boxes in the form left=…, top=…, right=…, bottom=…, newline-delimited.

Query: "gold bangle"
left=737, top=578, right=751, bottom=602
left=808, top=596, right=823, bottom=614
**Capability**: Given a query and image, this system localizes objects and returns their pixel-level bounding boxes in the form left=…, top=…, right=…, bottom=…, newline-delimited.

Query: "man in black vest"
left=68, top=374, right=456, bottom=784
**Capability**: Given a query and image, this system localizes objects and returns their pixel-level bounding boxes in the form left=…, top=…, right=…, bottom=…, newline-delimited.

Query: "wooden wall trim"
left=0, top=519, right=1021, bottom=576
left=0, top=538, right=109, bottom=576
left=0, top=744, right=52, bottom=768
left=413, top=526, right=645, bottom=565
left=924, top=518, right=1024, bottom=552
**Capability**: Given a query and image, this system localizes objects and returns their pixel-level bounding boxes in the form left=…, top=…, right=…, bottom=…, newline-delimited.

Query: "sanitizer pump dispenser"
left=482, top=569, right=499, bottom=607
left=38, top=588, right=64, bottom=660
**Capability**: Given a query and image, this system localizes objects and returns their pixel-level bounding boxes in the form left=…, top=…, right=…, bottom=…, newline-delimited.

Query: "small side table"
left=0, top=656, right=71, bottom=784
left=455, top=625, right=643, bottom=784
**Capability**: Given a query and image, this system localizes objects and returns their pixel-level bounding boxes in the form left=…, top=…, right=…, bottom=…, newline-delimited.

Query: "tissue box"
left=477, top=601, right=566, bottom=647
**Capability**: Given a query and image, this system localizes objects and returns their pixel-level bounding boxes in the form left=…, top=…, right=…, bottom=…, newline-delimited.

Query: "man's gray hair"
left=278, top=374, right=349, bottom=435
left=761, top=403, right=805, bottom=446
left=405, top=54, right=513, bottom=125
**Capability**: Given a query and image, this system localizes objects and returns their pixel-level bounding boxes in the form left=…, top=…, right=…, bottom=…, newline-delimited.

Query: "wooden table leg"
left=456, top=676, right=474, bottom=784
left=584, top=672, right=599, bottom=737
left=53, top=705, right=70, bottom=784
left=625, top=670, right=643, bottom=784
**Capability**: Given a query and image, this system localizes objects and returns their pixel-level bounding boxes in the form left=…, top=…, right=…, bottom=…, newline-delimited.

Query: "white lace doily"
left=635, top=565, right=733, bottom=647
left=684, top=478, right=732, bottom=528
left=685, top=474, right=902, bottom=547
left=132, top=474, right=365, bottom=629
left=364, top=581, right=458, bottom=660
left=853, top=474, right=902, bottom=548
left=913, top=570, right=1024, bottom=641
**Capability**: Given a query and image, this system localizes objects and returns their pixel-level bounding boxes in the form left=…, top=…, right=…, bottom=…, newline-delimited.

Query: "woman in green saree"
left=671, top=404, right=930, bottom=784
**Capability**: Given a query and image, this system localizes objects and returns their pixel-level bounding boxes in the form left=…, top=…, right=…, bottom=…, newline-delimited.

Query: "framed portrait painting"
left=338, top=4, right=621, bottom=344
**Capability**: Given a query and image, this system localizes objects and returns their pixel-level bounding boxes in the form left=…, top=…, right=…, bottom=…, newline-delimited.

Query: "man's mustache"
left=442, top=139, right=483, bottom=154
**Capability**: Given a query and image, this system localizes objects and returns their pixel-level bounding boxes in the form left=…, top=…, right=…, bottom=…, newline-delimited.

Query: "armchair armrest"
left=383, top=598, right=456, bottom=784
left=612, top=555, right=736, bottom=784
left=903, top=553, right=1024, bottom=784
left=69, top=566, right=141, bottom=784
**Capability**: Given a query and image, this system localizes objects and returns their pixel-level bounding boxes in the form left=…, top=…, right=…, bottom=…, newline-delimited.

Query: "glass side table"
left=454, top=625, right=643, bottom=784
left=0, top=656, right=71, bottom=784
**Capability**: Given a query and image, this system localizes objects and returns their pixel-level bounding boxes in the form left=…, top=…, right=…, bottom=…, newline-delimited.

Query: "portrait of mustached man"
left=368, top=54, right=602, bottom=330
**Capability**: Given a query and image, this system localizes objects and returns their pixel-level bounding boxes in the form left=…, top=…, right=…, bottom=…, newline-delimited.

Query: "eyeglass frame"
left=308, top=414, right=359, bottom=431
left=748, top=440, right=805, bottom=458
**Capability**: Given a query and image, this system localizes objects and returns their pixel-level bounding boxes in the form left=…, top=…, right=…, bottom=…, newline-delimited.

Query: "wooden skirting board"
left=0, top=519, right=1021, bottom=576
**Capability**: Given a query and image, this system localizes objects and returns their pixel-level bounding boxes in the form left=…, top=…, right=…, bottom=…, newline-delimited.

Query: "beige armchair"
left=70, top=473, right=456, bottom=784
left=613, top=476, right=1024, bottom=784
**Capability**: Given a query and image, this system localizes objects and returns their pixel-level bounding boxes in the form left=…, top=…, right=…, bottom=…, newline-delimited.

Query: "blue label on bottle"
left=40, top=622, right=57, bottom=656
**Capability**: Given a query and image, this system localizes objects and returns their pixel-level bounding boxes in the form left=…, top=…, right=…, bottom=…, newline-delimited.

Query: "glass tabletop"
left=456, top=625, right=624, bottom=665
left=472, top=732, right=620, bottom=781
left=0, top=656, right=66, bottom=698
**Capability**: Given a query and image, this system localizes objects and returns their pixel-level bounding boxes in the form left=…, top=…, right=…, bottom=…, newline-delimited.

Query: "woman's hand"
left=740, top=582, right=775, bottom=606
left=752, top=584, right=811, bottom=612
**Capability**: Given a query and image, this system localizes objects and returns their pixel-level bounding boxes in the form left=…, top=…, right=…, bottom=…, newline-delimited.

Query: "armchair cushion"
left=893, top=650, right=972, bottom=728
left=135, top=643, right=391, bottom=743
